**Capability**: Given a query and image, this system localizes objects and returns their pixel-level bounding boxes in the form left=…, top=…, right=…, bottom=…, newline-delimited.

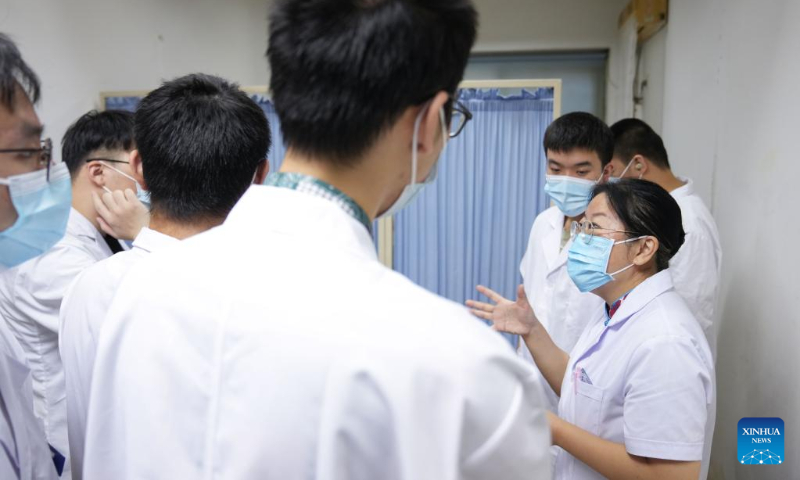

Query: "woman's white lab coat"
left=555, top=270, right=716, bottom=480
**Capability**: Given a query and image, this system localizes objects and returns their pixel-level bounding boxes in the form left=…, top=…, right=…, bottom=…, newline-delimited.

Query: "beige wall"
left=661, top=1, right=800, bottom=479
left=473, top=0, right=628, bottom=52
left=1, top=0, right=270, bottom=162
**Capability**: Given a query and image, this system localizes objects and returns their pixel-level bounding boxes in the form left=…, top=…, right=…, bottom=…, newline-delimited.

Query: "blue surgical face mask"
left=101, top=162, right=151, bottom=207
left=0, top=163, right=72, bottom=270
left=567, top=233, right=645, bottom=293
left=378, top=106, right=448, bottom=218
left=544, top=171, right=604, bottom=217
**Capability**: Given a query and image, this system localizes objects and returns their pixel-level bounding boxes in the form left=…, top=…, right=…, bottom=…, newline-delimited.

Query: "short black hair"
left=611, top=118, right=670, bottom=169
left=543, top=112, right=614, bottom=166
left=267, top=0, right=478, bottom=166
left=592, top=179, right=685, bottom=272
left=135, top=73, right=271, bottom=222
left=61, top=110, right=135, bottom=178
left=0, top=33, right=40, bottom=110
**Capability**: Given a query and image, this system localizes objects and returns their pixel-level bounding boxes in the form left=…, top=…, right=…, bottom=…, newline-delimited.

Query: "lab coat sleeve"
left=668, top=230, right=720, bottom=334
left=622, top=335, right=713, bottom=461
left=0, top=396, right=20, bottom=480
left=460, top=359, right=552, bottom=480
left=14, top=246, right=98, bottom=333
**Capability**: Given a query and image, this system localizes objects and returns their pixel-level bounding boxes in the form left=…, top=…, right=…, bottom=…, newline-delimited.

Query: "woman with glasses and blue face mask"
left=471, top=179, right=715, bottom=480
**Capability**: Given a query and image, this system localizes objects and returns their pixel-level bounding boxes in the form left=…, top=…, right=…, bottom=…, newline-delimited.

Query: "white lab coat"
left=83, top=185, right=553, bottom=480
left=58, top=228, right=178, bottom=480
left=0, top=318, right=57, bottom=480
left=668, top=178, right=722, bottom=356
left=518, top=178, right=723, bottom=410
left=555, top=270, right=715, bottom=480
left=0, top=208, right=114, bottom=480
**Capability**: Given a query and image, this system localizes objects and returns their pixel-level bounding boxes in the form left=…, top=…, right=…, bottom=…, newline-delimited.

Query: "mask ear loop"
left=607, top=235, right=648, bottom=276
left=100, top=161, right=141, bottom=194
left=618, top=158, right=635, bottom=179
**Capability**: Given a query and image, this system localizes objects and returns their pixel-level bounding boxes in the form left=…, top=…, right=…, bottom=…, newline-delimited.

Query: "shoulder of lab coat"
left=85, top=186, right=553, bottom=480
left=0, top=209, right=112, bottom=333
left=60, top=227, right=178, bottom=480
left=669, top=179, right=722, bottom=344
left=589, top=270, right=715, bottom=462
left=621, top=286, right=716, bottom=461
left=0, top=319, right=58, bottom=480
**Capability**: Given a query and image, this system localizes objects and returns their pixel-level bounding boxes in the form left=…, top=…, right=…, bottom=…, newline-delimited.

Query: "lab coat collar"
left=670, top=176, right=694, bottom=200
left=131, top=227, right=179, bottom=254
left=602, top=270, right=675, bottom=329
left=225, top=185, right=379, bottom=263
left=542, top=207, right=570, bottom=275
left=68, top=208, right=112, bottom=254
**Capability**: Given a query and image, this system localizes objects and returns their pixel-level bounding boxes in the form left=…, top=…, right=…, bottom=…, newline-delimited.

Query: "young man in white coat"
left=0, top=110, right=149, bottom=479
left=0, top=33, right=65, bottom=480
left=82, top=1, right=552, bottom=479
left=608, top=118, right=722, bottom=356
left=59, top=73, right=270, bottom=480
left=469, top=112, right=615, bottom=412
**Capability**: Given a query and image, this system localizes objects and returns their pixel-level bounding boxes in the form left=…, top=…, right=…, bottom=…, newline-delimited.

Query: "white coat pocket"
left=573, top=381, right=604, bottom=435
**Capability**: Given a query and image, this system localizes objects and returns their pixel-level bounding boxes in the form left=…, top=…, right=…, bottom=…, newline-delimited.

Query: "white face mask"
left=100, top=162, right=151, bottom=206
left=378, top=105, right=448, bottom=218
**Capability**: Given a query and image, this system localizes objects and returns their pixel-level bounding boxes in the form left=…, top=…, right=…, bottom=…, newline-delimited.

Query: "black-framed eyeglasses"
left=86, top=158, right=130, bottom=165
left=448, top=100, right=473, bottom=139
left=0, top=138, right=54, bottom=179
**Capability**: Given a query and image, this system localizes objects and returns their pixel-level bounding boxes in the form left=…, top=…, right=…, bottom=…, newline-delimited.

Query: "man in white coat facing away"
left=59, top=73, right=271, bottom=480
left=82, top=1, right=552, bottom=479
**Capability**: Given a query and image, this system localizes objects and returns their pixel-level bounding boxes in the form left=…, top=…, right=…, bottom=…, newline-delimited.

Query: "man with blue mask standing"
left=83, top=1, right=552, bottom=479
left=0, top=33, right=64, bottom=479
left=468, top=112, right=614, bottom=413
left=0, top=109, right=149, bottom=480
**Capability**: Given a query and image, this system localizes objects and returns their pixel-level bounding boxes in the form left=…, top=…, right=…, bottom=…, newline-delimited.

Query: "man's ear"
left=129, top=150, right=146, bottom=188
left=601, top=162, right=614, bottom=182
left=632, top=154, right=648, bottom=178
left=254, top=159, right=269, bottom=185
left=86, top=162, right=106, bottom=189
left=416, top=91, right=450, bottom=156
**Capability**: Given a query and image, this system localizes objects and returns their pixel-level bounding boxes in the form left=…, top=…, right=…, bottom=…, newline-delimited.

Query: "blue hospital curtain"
left=393, top=88, right=554, bottom=344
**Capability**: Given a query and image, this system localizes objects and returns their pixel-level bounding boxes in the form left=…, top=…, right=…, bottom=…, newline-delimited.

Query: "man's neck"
left=149, top=213, right=223, bottom=241
left=71, top=187, right=102, bottom=232
left=279, top=150, right=394, bottom=220
left=647, top=168, right=686, bottom=193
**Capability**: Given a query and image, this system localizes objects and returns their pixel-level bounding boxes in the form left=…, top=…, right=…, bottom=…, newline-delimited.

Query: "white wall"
left=1, top=0, right=628, bottom=159
left=662, top=1, right=800, bottom=479
left=0, top=0, right=270, bottom=162
left=636, top=28, right=666, bottom=133
left=472, top=0, right=628, bottom=52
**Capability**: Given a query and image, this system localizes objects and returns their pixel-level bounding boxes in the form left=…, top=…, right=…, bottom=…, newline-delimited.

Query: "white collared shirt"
left=668, top=178, right=722, bottom=355
left=0, top=208, right=114, bottom=480
left=83, top=185, right=552, bottom=480
left=0, top=318, right=57, bottom=480
left=555, top=270, right=715, bottom=479
left=59, top=227, right=179, bottom=480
